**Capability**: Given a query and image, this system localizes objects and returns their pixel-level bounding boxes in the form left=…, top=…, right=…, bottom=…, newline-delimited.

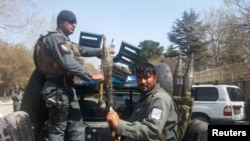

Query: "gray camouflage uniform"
left=41, top=28, right=102, bottom=141
left=116, top=83, right=178, bottom=141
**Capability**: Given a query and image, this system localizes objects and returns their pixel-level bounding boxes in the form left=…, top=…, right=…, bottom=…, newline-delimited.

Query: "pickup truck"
left=75, top=82, right=140, bottom=141
left=76, top=31, right=142, bottom=141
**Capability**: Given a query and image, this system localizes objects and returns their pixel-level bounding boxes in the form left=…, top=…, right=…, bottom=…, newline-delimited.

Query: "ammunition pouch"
left=50, top=106, right=69, bottom=123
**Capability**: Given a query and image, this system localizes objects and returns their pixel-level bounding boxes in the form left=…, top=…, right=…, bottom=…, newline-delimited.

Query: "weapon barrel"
left=106, top=88, right=114, bottom=109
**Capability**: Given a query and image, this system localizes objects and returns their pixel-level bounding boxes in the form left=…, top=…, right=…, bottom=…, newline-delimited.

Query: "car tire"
left=182, top=119, right=208, bottom=141
left=193, top=116, right=210, bottom=124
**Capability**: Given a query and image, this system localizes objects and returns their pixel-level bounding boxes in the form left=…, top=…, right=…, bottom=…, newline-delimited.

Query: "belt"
left=46, top=74, right=72, bottom=87
left=46, top=74, right=66, bottom=78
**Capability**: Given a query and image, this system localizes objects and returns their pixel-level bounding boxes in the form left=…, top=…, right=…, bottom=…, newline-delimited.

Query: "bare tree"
left=0, top=0, right=51, bottom=48
left=201, top=0, right=250, bottom=68
left=232, top=0, right=250, bottom=64
left=0, top=0, right=47, bottom=32
left=25, top=15, right=56, bottom=48
left=0, top=42, right=34, bottom=89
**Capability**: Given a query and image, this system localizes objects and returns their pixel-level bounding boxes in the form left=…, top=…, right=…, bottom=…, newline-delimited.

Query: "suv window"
left=192, top=87, right=219, bottom=101
left=227, top=87, right=246, bottom=102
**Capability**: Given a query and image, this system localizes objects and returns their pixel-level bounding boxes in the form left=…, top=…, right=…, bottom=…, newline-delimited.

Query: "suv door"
left=191, top=87, right=223, bottom=123
left=226, top=87, right=247, bottom=120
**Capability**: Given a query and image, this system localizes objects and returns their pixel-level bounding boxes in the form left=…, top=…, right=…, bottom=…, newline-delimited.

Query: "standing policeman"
left=11, top=89, right=22, bottom=112
left=34, top=10, right=114, bottom=141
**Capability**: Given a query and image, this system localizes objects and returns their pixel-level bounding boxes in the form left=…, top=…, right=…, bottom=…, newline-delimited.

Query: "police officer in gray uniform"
left=106, top=63, right=178, bottom=141
left=34, top=10, right=114, bottom=141
left=11, top=90, right=22, bottom=112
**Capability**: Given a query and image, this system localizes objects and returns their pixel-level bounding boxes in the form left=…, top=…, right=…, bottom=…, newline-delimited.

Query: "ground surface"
left=0, top=100, right=13, bottom=117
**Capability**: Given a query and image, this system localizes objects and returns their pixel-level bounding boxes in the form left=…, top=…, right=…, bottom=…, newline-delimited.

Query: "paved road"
left=0, top=100, right=14, bottom=117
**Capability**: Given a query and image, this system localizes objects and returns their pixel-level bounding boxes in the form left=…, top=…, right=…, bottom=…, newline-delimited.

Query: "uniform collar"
left=56, top=29, right=70, bottom=41
left=140, top=83, right=161, bottom=99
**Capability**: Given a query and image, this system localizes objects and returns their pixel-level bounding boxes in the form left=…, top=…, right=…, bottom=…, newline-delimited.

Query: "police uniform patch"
left=150, top=108, right=162, bottom=120
left=59, top=42, right=71, bottom=54
left=60, top=44, right=70, bottom=52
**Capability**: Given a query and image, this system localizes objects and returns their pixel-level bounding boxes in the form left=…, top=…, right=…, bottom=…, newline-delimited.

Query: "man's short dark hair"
left=135, top=63, right=156, bottom=76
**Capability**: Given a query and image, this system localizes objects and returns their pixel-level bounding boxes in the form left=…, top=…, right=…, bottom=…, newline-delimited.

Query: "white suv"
left=190, top=84, right=249, bottom=125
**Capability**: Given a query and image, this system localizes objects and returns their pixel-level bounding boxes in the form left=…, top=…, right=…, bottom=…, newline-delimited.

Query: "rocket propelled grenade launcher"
left=173, top=54, right=184, bottom=97
left=183, top=53, right=194, bottom=97
left=99, top=35, right=115, bottom=110
left=173, top=54, right=194, bottom=97
left=172, top=54, right=194, bottom=141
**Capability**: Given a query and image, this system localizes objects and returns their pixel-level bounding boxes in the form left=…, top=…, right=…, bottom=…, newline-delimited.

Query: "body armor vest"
left=34, top=34, right=82, bottom=75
